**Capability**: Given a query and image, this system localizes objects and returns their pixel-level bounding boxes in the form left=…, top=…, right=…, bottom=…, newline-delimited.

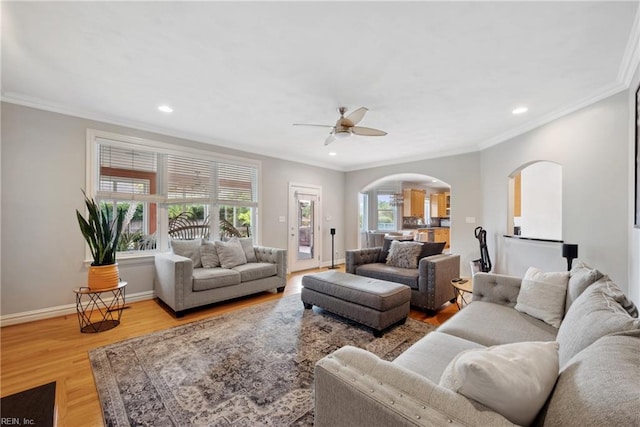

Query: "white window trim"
left=85, top=129, right=262, bottom=262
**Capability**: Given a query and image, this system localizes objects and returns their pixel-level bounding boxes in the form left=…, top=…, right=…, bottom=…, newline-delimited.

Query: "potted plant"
left=76, top=191, right=125, bottom=290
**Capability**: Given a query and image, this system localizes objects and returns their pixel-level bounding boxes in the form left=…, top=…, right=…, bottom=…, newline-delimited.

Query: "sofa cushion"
left=417, top=241, right=446, bottom=261
left=355, top=263, right=419, bottom=289
left=377, top=235, right=413, bottom=263
left=542, top=330, right=640, bottom=427
left=232, top=262, right=277, bottom=282
left=170, top=238, right=203, bottom=268
left=439, top=341, right=559, bottom=427
left=386, top=240, right=423, bottom=269
left=437, top=301, right=558, bottom=347
left=377, top=237, right=393, bottom=262
left=239, top=237, right=257, bottom=263
left=556, top=279, right=640, bottom=367
left=393, top=331, right=485, bottom=384
left=515, top=267, right=568, bottom=328
left=200, top=241, right=220, bottom=268
left=565, top=260, right=604, bottom=313
left=215, top=237, right=247, bottom=269
left=192, top=267, right=240, bottom=291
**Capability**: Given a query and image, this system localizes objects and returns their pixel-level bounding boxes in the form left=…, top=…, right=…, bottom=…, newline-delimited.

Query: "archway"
left=508, top=161, right=562, bottom=241
left=358, top=173, right=452, bottom=248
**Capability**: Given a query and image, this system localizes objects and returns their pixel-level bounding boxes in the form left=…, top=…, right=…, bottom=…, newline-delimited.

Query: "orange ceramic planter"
left=88, top=264, right=120, bottom=290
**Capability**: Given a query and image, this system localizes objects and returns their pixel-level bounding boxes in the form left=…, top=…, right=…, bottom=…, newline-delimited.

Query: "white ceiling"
left=2, top=1, right=639, bottom=171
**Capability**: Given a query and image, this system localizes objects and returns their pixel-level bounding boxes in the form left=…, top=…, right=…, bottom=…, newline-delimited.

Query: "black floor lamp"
left=329, top=228, right=338, bottom=269
left=562, top=243, right=578, bottom=271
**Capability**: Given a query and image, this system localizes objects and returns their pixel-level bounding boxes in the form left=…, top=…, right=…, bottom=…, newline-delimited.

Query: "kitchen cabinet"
left=417, top=227, right=450, bottom=249
left=433, top=228, right=450, bottom=249
left=403, top=189, right=426, bottom=218
left=430, top=192, right=450, bottom=218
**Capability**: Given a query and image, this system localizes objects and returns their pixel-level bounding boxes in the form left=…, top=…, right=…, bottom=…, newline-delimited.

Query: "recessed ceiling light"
left=512, top=106, right=528, bottom=115
left=328, top=152, right=337, bottom=156
left=158, top=105, right=173, bottom=113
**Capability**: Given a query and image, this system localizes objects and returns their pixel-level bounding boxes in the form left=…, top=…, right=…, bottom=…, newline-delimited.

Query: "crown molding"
left=618, top=2, right=640, bottom=86
left=0, top=92, right=350, bottom=172
left=475, top=81, right=628, bottom=151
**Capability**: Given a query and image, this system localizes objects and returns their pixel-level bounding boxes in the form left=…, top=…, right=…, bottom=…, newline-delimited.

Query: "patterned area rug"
left=89, top=294, right=435, bottom=426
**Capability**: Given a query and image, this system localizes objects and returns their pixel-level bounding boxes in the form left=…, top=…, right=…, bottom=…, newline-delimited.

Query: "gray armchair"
left=346, top=247, right=460, bottom=313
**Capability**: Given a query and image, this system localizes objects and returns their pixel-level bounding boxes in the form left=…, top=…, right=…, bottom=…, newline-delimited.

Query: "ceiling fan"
left=294, top=107, right=387, bottom=146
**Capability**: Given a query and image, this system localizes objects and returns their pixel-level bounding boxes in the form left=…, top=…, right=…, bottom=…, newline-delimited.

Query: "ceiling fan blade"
left=324, top=135, right=336, bottom=146
left=293, top=123, right=333, bottom=128
left=344, top=107, right=368, bottom=126
left=352, top=126, right=387, bottom=137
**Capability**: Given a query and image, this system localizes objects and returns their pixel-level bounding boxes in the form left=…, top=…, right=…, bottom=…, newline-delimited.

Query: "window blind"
left=96, top=140, right=258, bottom=205
left=217, top=162, right=258, bottom=205
left=97, top=144, right=158, bottom=201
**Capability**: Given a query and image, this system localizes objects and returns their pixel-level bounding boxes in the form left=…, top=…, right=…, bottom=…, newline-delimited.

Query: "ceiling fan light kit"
left=294, top=106, right=387, bottom=146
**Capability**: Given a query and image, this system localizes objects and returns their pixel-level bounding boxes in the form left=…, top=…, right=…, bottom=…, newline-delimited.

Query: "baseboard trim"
left=320, top=258, right=345, bottom=268
left=0, top=290, right=155, bottom=327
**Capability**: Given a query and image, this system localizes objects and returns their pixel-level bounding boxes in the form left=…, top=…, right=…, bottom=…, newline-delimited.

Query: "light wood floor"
left=1, top=266, right=459, bottom=427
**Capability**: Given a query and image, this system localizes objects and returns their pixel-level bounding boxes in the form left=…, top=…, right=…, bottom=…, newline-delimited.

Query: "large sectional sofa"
left=154, top=237, right=287, bottom=317
left=314, top=262, right=639, bottom=426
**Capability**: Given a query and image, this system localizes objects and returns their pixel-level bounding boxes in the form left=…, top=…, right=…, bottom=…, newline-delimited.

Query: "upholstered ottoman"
left=301, top=271, right=411, bottom=337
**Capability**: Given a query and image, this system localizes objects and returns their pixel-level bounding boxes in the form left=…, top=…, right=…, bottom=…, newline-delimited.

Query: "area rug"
left=89, top=294, right=434, bottom=426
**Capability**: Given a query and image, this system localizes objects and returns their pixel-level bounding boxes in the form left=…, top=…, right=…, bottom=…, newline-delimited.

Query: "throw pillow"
left=439, top=341, right=559, bottom=427
left=377, top=235, right=412, bottom=263
left=200, top=241, right=220, bottom=268
left=556, top=279, right=640, bottom=368
left=239, top=237, right=257, bottom=263
left=377, top=237, right=393, bottom=263
left=417, top=241, right=446, bottom=262
left=565, top=260, right=604, bottom=313
left=385, top=240, right=424, bottom=269
left=215, top=237, right=247, bottom=269
left=170, top=238, right=203, bottom=268
left=515, top=267, right=569, bottom=328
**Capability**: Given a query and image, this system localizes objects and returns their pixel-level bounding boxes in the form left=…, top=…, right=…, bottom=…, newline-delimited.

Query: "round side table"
left=450, top=277, right=472, bottom=310
left=73, top=282, right=127, bottom=333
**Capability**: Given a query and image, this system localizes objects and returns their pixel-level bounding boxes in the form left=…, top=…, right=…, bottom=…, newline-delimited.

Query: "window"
left=87, top=130, right=260, bottom=258
left=376, top=193, right=395, bottom=231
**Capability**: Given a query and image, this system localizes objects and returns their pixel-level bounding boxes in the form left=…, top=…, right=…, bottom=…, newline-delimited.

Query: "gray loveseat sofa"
left=155, top=238, right=286, bottom=317
left=315, top=263, right=639, bottom=426
left=346, top=242, right=460, bottom=313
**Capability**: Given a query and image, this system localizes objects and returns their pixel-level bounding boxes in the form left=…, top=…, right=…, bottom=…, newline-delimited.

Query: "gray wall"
left=0, top=102, right=344, bottom=315
left=345, top=152, right=483, bottom=276
left=2, top=73, right=638, bottom=318
left=481, top=90, right=630, bottom=291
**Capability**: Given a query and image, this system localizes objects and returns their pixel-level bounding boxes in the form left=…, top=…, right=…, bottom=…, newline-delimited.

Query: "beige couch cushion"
left=515, top=267, right=569, bottom=328
left=192, top=267, right=240, bottom=291
left=556, top=279, right=640, bottom=367
left=232, top=262, right=277, bottom=282
left=439, top=341, right=559, bottom=427
left=171, top=238, right=202, bottom=268
left=437, top=301, right=558, bottom=347
left=393, top=331, right=485, bottom=384
left=200, top=241, right=220, bottom=268
left=542, top=330, right=640, bottom=427
left=565, top=260, right=604, bottom=313
left=215, top=237, right=247, bottom=269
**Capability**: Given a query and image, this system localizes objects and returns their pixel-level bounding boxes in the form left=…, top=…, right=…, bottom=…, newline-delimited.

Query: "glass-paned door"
left=289, top=184, right=321, bottom=272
